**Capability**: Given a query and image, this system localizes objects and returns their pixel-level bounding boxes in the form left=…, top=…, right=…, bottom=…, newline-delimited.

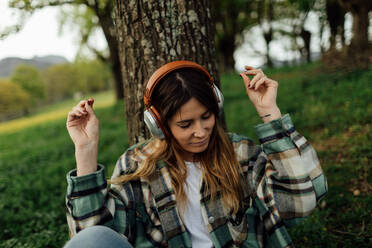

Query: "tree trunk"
left=114, top=0, right=220, bottom=145
left=326, top=0, right=346, bottom=50
left=338, top=0, right=372, bottom=49
left=218, top=35, right=236, bottom=72
left=94, top=2, right=124, bottom=100
left=300, top=28, right=311, bottom=63
left=258, top=0, right=274, bottom=67
left=264, top=31, right=273, bottom=67
left=350, top=7, right=369, bottom=49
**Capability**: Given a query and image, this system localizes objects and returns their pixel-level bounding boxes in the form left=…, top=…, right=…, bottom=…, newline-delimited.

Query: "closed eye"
left=178, top=121, right=191, bottom=129
left=202, top=111, right=212, bottom=120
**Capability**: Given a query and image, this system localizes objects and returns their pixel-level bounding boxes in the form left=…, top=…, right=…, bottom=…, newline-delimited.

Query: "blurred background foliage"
left=0, top=59, right=112, bottom=121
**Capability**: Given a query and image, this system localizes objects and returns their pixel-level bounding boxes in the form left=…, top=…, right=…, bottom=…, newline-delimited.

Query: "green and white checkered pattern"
left=66, top=114, right=327, bottom=247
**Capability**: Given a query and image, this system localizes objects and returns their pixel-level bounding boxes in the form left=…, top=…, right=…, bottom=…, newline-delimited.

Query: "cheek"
left=207, top=115, right=216, bottom=129
left=170, top=127, right=192, bottom=143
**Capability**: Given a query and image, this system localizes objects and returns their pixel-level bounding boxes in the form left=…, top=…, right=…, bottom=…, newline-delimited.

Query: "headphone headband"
left=144, top=60, right=214, bottom=107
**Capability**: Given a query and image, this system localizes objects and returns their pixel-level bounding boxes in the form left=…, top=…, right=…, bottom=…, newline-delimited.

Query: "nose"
left=193, top=121, right=207, bottom=138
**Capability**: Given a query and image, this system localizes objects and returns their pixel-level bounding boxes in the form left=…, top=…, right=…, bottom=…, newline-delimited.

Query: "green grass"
left=0, top=62, right=371, bottom=247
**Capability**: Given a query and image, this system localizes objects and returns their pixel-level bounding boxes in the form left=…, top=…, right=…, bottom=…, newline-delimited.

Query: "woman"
left=65, top=61, right=327, bottom=248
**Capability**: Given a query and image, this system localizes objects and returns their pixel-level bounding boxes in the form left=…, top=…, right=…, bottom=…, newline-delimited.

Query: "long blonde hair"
left=112, top=68, right=245, bottom=213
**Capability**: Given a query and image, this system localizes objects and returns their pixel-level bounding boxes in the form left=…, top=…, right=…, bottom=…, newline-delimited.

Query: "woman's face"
left=168, top=97, right=215, bottom=161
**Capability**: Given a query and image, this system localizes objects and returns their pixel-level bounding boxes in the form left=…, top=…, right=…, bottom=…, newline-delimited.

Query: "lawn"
left=0, top=62, right=371, bottom=247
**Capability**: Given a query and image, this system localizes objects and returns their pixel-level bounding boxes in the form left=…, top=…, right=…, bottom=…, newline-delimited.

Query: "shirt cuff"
left=66, top=164, right=107, bottom=198
left=254, top=114, right=296, bottom=154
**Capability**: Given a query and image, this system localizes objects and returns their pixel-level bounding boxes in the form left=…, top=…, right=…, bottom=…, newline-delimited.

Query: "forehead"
left=171, top=97, right=207, bottom=121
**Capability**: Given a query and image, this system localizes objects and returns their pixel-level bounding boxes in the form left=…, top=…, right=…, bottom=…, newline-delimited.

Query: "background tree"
left=42, top=60, right=111, bottom=103
left=10, top=64, right=45, bottom=106
left=0, top=79, right=30, bottom=120
left=258, top=0, right=275, bottom=67
left=287, top=0, right=316, bottom=63
left=114, top=0, right=220, bottom=145
left=338, top=0, right=371, bottom=50
left=212, top=0, right=255, bottom=72
left=322, top=0, right=371, bottom=69
left=8, top=0, right=124, bottom=100
left=326, top=0, right=346, bottom=50
left=74, top=59, right=112, bottom=93
left=43, top=63, right=79, bottom=103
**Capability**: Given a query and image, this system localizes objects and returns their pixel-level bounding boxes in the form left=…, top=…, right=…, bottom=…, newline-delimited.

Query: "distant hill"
left=0, top=55, right=69, bottom=78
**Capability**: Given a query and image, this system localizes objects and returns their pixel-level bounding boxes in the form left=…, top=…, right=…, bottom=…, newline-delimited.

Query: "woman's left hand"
left=240, top=66, right=281, bottom=123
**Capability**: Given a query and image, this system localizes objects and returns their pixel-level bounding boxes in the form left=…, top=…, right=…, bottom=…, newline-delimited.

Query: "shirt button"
left=208, top=216, right=215, bottom=224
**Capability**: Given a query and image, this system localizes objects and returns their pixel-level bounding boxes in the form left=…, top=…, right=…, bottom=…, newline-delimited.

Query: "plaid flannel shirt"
left=66, top=114, right=327, bottom=247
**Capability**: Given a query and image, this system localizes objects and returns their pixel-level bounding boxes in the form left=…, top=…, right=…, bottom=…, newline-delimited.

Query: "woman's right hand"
left=66, top=98, right=99, bottom=176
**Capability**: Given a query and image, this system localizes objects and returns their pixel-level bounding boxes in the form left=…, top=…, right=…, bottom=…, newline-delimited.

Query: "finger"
left=87, top=98, right=94, bottom=106
left=243, top=69, right=264, bottom=76
left=78, top=99, right=88, bottom=107
left=265, top=77, right=279, bottom=88
left=243, top=69, right=263, bottom=78
left=254, top=77, right=267, bottom=90
left=72, top=106, right=87, bottom=115
left=240, top=73, right=251, bottom=89
left=67, top=111, right=76, bottom=123
left=76, top=106, right=88, bottom=114
left=67, top=111, right=83, bottom=123
left=66, top=118, right=83, bottom=128
left=248, top=73, right=264, bottom=89
left=245, top=65, right=255, bottom=71
left=79, top=98, right=94, bottom=108
left=76, top=99, right=93, bottom=113
left=85, top=99, right=96, bottom=115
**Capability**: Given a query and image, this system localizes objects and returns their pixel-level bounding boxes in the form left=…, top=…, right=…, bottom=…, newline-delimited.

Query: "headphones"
left=143, top=60, right=224, bottom=139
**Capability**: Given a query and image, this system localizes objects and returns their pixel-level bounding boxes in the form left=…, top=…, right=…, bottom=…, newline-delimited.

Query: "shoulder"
left=112, top=139, right=154, bottom=178
left=227, top=132, right=262, bottom=162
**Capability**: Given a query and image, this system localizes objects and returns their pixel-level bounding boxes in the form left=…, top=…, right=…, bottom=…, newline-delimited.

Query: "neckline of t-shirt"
left=184, top=161, right=201, bottom=167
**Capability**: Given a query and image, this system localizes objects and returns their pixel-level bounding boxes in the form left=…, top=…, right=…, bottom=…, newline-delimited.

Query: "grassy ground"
left=0, top=62, right=371, bottom=247
left=0, top=91, right=115, bottom=134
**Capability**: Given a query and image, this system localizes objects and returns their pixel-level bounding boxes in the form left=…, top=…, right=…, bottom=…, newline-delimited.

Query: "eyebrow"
left=176, top=110, right=210, bottom=124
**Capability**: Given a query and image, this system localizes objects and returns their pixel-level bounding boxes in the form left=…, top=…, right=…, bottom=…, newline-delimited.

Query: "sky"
left=0, top=2, right=99, bottom=62
left=0, top=3, right=72, bottom=61
left=0, top=2, right=361, bottom=69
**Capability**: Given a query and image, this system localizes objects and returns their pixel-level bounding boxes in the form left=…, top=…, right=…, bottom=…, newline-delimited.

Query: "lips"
left=191, top=138, right=209, bottom=146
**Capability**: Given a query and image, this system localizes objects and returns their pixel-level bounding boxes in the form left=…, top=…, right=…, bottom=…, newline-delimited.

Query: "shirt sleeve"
left=251, top=114, right=327, bottom=243
left=65, top=155, right=133, bottom=239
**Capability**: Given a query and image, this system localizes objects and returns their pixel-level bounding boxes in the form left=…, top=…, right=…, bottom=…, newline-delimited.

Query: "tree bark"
left=114, top=0, right=220, bottom=145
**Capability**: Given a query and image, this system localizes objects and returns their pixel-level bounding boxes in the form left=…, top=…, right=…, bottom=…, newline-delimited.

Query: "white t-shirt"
left=183, top=161, right=214, bottom=248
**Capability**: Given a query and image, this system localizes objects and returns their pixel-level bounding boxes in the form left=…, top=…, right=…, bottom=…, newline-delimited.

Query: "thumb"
left=85, top=98, right=95, bottom=114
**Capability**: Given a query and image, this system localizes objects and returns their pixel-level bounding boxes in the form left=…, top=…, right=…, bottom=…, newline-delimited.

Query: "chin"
left=187, top=141, right=209, bottom=154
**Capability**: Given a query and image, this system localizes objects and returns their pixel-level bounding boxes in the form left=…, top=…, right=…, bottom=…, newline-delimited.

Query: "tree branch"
left=10, top=0, right=78, bottom=11
left=86, top=44, right=108, bottom=63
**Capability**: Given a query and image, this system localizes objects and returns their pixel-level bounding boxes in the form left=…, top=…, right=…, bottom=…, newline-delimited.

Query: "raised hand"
left=240, top=66, right=281, bottom=123
left=66, top=98, right=99, bottom=176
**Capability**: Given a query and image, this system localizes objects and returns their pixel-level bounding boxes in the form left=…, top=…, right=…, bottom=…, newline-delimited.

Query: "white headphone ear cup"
left=212, top=84, right=224, bottom=112
left=144, top=110, right=165, bottom=139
